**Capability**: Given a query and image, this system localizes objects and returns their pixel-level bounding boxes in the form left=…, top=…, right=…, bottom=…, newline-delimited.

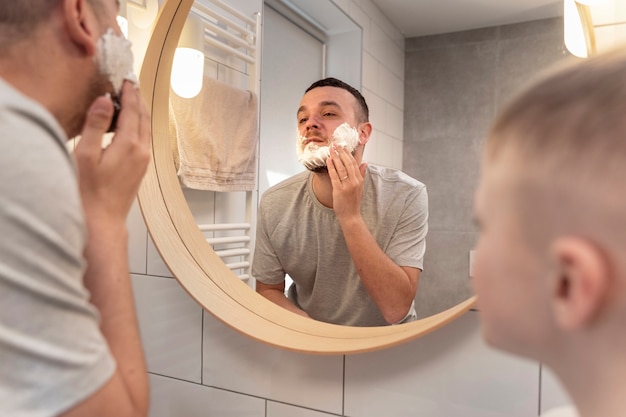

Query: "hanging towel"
left=169, top=76, right=258, bottom=191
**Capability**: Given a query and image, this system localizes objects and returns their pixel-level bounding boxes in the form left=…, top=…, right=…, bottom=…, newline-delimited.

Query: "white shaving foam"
left=95, top=28, right=137, bottom=95
left=297, top=122, right=360, bottom=170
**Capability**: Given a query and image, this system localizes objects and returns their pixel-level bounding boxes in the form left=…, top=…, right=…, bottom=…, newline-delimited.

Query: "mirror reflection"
left=166, top=0, right=474, bottom=328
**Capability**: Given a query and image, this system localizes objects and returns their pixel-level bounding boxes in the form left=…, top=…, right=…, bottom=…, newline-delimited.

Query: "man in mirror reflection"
left=253, top=78, right=428, bottom=326
left=472, top=48, right=626, bottom=417
left=0, top=0, right=150, bottom=415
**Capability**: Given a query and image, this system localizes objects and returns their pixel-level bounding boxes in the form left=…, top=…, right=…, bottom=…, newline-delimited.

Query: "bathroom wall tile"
left=370, top=131, right=394, bottom=168
left=344, top=312, right=540, bottom=417
left=132, top=274, right=203, bottom=383
left=496, top=19, right=570, bottom=111
left=202, top=311, right=344, bottom=414
left=362, top=51, right=378, bottom=91
left=361, top=88, right=386, bottom=133
left=359, top=0, right=402, bottom=50
left=146, top=235, right=174, bottom=278
left=183, top=187, right=217, bottom=225
left=499, top=17, right=563, bottom=41
left=404, top=40, right=497, bottom=142
left=385, top=102, right=403, bottom=139
left=406, top=26, right=499, bottom=51
left=391, top=136, right=403, bottom=170
left=387, top=41, right=405, bottom=82
left=540, top=366, right=574, bottom=414
left=148, top=374, right=265, bottom=417
left=414, top=230, right=476, bottom=319
left=403, top=132, right=481, bottom=233
left=267, top=401, right=342, bottom=417
left=127, top=198, right=148, bottom=275
left=348, top=2, right=370, bottom=53
left=378, top=62, right=404, bottom=107
left=367, top=21, right=387, bottom=65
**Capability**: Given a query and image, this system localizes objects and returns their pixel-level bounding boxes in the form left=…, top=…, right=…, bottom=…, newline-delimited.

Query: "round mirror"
left=138, top=0, right=476, bottom=354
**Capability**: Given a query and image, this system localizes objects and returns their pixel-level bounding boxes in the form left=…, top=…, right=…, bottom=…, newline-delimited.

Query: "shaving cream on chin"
left=95, top=28, right=137, bottom=95
left=297, top=122, right=360, bottom=171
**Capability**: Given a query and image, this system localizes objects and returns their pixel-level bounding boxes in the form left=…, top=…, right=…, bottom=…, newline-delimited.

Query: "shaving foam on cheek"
left=331, top=123, right=360, bottom=151
left=95, top=28, right=137, bottom=95
left=296, top=123, right=360, bottom=170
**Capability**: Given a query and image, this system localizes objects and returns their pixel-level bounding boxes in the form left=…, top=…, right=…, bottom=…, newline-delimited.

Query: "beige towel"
left=169, top=76, right=258, bottom=191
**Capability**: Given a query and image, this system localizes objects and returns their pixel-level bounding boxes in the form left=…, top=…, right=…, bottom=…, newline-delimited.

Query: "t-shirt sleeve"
left=386, top=184, right=429, bottom=270
left=251, top=195, right=287, bottom=285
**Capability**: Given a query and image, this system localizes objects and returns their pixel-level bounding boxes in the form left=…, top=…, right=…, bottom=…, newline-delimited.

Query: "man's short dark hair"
left=305, top=77, right=369, bottom=123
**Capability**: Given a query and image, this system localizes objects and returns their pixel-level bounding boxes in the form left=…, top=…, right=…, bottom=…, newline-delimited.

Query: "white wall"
left=127, top=0, right=574, bottom=415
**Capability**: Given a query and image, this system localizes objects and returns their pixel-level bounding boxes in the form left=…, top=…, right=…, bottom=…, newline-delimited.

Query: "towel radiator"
left=182, top=0, right=262, bottom=286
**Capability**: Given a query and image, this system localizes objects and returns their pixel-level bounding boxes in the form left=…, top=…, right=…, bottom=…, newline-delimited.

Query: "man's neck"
left=311, top=172, right=334, bottom=208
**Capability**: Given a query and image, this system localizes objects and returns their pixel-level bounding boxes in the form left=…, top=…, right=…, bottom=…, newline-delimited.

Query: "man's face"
left=296, top=86, right=361, bottom=170
left=472, top=151, right=555, bottom=359
left=67, top=0, right=128, bottom=137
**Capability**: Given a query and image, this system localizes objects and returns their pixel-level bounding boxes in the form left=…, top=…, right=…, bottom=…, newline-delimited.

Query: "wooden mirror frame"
left=137, top=0, right=476, bottom=355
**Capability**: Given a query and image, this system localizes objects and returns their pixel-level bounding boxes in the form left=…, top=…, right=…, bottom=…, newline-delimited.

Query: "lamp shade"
left=564, top=0, right=626, bottom=58
left=171, top=14, right=205, bottom=98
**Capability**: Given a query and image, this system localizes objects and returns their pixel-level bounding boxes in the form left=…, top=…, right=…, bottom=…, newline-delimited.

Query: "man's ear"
left=63, top=0, right=98, bottom=56
left=358, top=122, right=372, bottom=145
left=550, top=237, right=610, bottom=330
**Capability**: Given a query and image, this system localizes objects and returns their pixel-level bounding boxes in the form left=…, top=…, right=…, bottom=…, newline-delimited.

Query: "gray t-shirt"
left=0, top=78, right=115, bottom=416
left=252, top=164, right=428, bottom=326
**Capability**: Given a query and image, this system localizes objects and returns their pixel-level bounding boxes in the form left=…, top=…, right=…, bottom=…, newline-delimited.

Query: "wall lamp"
left=170, top=13, right=205, bottom=99
left=564, top=0, right=626, bottom=58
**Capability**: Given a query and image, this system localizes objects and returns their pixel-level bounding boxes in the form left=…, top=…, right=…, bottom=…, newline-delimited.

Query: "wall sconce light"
left=564, top=0, right=626, bottom=58
left=170, top=14, right=205, bottom=99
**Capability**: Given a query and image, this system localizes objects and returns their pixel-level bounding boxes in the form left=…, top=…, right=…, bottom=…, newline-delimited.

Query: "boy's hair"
left=305, top=77, right=369, bottom=124
left=484, top=48, right=626, bottom=255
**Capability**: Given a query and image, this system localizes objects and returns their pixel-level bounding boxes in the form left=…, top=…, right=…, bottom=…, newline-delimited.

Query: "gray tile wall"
left=404, top=17, right=571, bottom=318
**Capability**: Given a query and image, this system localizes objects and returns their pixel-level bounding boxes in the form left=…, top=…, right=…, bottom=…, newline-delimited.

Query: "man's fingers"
left=115, top=81, right=140, bottom=136
left=76, top=94, right=114, bottom=158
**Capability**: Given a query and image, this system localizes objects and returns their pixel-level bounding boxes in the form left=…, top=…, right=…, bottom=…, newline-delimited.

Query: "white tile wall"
left=132, top=274, right=203, bottom=383
left=344, top=312, right=540, bottom=417
left=201, top=312, right=344, bottom=414
left=127, top=199, right=148, bottom=275
left=148, top=374, right=265, bottom=417
left=267, top=401, right=341, bottom=417
left=345, top=0, right=405, bottom=170
left=146, top=236, right=174, bottom=277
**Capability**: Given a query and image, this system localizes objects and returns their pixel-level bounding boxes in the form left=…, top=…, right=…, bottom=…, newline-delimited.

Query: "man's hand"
left=75, top=81, right=151, bottom=227
left=326, top=143, right=367, bottom=220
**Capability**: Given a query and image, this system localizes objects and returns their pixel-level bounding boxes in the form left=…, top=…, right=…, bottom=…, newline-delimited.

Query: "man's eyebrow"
left=297, top=101, right=341, bottom=115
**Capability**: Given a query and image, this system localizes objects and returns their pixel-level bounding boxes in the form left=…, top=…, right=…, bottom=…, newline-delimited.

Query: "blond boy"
left=472, top=48, right=626, bottom=417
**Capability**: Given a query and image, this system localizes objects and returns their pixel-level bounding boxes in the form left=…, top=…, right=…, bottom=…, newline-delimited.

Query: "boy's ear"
left=63, top=0, right=98, bottom=56
left=550, top=237, right=610, bottom=330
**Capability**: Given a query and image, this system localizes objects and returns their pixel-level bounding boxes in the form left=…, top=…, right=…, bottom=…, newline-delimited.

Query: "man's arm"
left=61, top=82, right=150, bottom=417
left=338, top=215, right=420, bottom=324
left=327, top=146, right=423, bottom=324
left=256, top=281, right=311, bottom=318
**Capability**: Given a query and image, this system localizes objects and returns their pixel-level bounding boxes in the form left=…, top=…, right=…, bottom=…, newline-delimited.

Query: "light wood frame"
left=137, top=0, right=477, bottom=355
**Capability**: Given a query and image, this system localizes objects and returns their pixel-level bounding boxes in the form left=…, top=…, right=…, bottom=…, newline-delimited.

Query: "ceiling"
left=369, top=0, right=564, bottom=38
